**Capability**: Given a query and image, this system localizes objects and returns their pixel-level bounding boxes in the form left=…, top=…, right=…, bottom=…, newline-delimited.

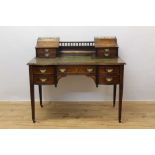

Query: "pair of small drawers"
left=96, top=48, right=118, bottom=58
left=32, top=66, right=55, bottom=85
left=36, top=48, right=57, bottom=58
left=32, top=65, right=120, bottom=85
left=98, top=66, right=120, bottom=84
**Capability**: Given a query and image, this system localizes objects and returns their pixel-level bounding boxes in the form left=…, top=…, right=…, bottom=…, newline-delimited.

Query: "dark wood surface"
left=28, top=39, right=125, bottom=123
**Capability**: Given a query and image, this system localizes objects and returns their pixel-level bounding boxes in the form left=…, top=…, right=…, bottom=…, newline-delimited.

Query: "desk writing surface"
left=28, top=56, right=125, bottom=66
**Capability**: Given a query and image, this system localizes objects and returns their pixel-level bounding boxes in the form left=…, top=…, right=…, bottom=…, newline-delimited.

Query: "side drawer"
left=96, top=48, right=118, bottom=58
left=32, top=66, right=55, bottom=74
left=33, top=74, right=55, bottom=85
left=98, top=75, right=120, bottom=85
left=99, top=66, right=120, bottom=75
left=36, top=48, right=56, bottom=58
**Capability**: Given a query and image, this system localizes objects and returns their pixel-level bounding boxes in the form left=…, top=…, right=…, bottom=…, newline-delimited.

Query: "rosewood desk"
left=27, top=37, right=126, bottom=123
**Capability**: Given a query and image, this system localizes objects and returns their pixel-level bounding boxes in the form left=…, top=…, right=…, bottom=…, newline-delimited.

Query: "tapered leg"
left=118, top=83, right=123, bottom=123
left=113, top=85, right=117, bottom=107
left=30, top=84, right=35, bottom=123
left=118, top=65, right=124, bottom=123
left=38, top=85, right=43, bottom=107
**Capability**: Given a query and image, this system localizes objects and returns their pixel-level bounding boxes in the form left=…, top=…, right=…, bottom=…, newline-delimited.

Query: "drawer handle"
left=40, top=78, right=47, bottom=82
left=104, top=48, right=110, bottom=52
left=87, top=68, right=93, bottom=73
left=40, top=69, right=46, bottom=73
left=106, top=77, right=113, bottom=82
left=106, top=69, right=113, bottom=73
left=45, top=49, right=49, bottom=52
left=59, top=68, right=66, bottom=73
left=104, top=53, right=110, bottom=57
left=45, top=53, right=49, bottom=57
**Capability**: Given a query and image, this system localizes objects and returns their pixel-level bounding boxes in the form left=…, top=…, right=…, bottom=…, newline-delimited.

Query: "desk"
left=27, top=38, right=125, bottom=123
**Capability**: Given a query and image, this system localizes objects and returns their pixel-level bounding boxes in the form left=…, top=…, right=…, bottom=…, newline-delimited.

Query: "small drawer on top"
left=33, top=74, right=55, bottom=85
left=36, top=48, right=57, bottom=58
left=58, top=65, right=96, bottom=74
left=99, top=75, right=120, bottom=85
left=96, top=48, right=118, bottom=58
left=32, top=66, right=55, bottom=74
left=99, top=66, right=120, bottom=75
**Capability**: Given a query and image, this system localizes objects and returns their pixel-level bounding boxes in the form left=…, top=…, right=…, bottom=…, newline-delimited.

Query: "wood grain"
left=0, top=101, right=154, bottom=128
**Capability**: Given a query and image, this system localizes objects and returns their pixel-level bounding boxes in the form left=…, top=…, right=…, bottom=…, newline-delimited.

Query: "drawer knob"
left=104, top=48, right=110, bottom=52
left=106, top=69, right=113, bottom=73
left=45, top=53, right=49, bottom=57
left=104, top=53, right=110, bottom=57
left=59, top=68, right=66, bottom=73
left=40, top=69, right=46, bottom=73
left=45, top=49, right=49, bottom=52
left=87, top=68, right=93, bottom=73
left=106, top=77, right=113, bottom=82
left=40, top=78, right=47, bottom=82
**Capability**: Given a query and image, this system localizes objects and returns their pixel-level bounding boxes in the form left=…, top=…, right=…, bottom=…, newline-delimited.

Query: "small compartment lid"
left=36, top=37, right=60, bottom=48
left=94, top=37, right=118, bottom=48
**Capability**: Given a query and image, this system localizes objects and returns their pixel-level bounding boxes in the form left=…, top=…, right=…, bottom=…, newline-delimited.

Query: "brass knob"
left=59, top=68, right=66, bottom=73
left=104, top=48, right=110, bottom=52
left=45, top=49, right=49, bottom=52
left=104, top=53, right=110, bottom=57
left=106, top=69, right=113, bottom=73
left=40, top=78, right=47, bottom=82
left=45, top=53, right=49, bottom=57
left=40, top=69, right=46, bottom=73
left=106, top=77, right=112, bottom=82
left=87, top=68, right=93, bottom=73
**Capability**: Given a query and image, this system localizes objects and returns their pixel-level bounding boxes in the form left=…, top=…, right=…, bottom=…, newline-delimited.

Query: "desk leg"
left=113, top=85, right=117, bottom=107
left=30, top=84, right=35, bottom=123
left=38, top=85, right=43, bottom=107
left=118, top=84, right=123, bottom=123
left=118, top=66, right=124, bottom=123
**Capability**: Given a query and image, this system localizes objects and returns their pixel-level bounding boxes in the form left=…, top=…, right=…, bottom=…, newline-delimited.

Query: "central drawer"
left=57, top=65, right=96, bottom=75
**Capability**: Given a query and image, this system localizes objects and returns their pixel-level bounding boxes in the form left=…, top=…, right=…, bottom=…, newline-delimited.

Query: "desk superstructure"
left=28, top=37, right=126, bottom=123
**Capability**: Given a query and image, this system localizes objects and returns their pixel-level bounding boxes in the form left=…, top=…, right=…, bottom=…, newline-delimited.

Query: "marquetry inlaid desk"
left=27, top=37, right=126, bottom=123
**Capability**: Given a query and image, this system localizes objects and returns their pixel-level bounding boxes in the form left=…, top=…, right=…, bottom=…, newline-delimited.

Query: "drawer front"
left=32, top=66, right=55, bottom=74
left=99, top=66, right=120, bottom=75
left=58, top=65, right=96, bottom=75
left=96, top=48, right=118, bottom=58
left=99, top=76, right=120, bottom=85
left=33, top=74, right=55, bottom=85
left=36, top=48, right=56, bottom=58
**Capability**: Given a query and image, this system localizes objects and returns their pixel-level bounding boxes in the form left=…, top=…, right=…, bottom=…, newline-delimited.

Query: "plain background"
left=0, top=26, right=155, bottom=101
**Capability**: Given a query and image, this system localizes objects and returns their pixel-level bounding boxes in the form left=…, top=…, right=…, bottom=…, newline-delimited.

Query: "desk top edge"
left=27, top=56, right=126, bottom=66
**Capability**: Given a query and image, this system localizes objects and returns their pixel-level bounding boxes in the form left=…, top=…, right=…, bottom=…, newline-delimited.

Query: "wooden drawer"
left=33, top=74, right=55, bottom=85
left=57, top=65, right=96, bottom=75
left=32, top=66, right=55, bottom=74
left=99, top=66, right=120, bottom=75
left=36, top=48, right=57, bottom=58
left=96, top=48, right=118, bottom=58
left=99, top=75, right=120, bottom=85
